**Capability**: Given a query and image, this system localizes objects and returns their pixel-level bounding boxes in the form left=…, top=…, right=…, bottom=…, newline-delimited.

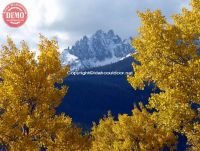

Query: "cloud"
left=0, top=0, right=190, bottom=51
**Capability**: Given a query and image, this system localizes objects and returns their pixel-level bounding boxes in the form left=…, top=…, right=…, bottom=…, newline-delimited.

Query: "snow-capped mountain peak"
left=61, top=30, right=135, bottom=70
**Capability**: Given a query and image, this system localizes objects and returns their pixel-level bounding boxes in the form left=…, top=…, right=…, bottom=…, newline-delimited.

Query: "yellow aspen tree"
left=0, top=36, right=90, bottom=150
left=128, top=0, right=200, bottom=150
left=91, top=104, right=176, bottom=151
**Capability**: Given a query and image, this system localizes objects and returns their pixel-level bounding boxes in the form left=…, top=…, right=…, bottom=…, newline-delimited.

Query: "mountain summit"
left=61, top=29, right=135, bottom=70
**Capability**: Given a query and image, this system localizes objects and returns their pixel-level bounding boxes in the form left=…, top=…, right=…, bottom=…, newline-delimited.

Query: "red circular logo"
left=3, top=2, right=28, bottom=28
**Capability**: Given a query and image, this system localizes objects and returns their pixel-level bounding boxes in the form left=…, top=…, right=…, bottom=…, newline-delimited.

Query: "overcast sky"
left=0, top=0, right=190, bottom=51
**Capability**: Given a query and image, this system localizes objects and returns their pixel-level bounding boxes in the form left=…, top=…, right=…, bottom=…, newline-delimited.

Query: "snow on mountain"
left=60, top=49, right=81, bottom=70
left=61, top=29, right=135, bottom=70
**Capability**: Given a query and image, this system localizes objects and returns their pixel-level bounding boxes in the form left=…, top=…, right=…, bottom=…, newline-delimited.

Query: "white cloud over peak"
left=0, top=0, right=190, bottom=51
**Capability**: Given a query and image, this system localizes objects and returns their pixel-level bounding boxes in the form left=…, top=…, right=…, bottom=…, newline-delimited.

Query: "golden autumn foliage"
left=91, top=0, right=200, bottom=150
left=0, top=36, right=90, bottom=150
left=91, top=105, right=176, bottom=151
left=0, top=0, right=199, bottom=151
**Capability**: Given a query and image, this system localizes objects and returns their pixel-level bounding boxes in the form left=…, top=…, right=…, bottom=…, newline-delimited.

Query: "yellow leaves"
left=191, top=0, right=200, bottom=11
left=124, top=0, right=200, bottom=150
left=137, top=10, right=166, bottom=28
left=38, top=35, right=62, bottom=76
left=0, top=36, right=91, bottom=150
left=91, top=115, right=116, bottom=151
left=91, top=106, right=177, bottom=151
left=183, top=123, right=200, bottom=151
left=173, top=0, right=200, bottom=38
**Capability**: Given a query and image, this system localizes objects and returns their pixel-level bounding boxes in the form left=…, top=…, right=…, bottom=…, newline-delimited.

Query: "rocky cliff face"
left=61, top=29, right=135, bottom=70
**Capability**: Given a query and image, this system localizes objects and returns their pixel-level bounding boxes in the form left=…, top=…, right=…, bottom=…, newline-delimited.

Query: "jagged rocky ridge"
left=61, top=30, right=135, bottom=70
